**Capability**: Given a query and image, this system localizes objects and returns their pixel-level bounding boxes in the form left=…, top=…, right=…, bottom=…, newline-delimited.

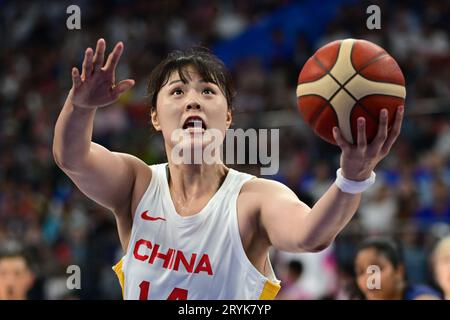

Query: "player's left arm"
left=258, top=106, right=404, bottom=253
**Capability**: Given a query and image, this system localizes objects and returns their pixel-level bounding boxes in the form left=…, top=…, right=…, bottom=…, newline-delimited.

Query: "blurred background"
left=0, top=0, right=448, bottom=299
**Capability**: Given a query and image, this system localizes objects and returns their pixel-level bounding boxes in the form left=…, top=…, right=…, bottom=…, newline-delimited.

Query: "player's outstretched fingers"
left=356, top=117, right=367, bottom=151
left=374, top=109, right=388, bottom=147
left=333, top=126, right=351, bottom=153
left=112, top=79, right=135, bottom=96
left=93, top=38, right=106, bottom=71
left=381, top=105, right=404, bottom=155
left=104, top=42, right=124, bottom=73
left=72, top=67, right=82, bottom=88
left=82, top=48, right=93, bottom=80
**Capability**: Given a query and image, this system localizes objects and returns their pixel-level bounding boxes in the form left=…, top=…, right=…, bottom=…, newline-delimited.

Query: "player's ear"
left=225, top=108, right=232, bottom=129
left=151, top=108, right=161, bottom=131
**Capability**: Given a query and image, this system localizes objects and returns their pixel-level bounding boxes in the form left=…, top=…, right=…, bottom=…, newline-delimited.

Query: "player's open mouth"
left=182, top=116, right=206, bottom=132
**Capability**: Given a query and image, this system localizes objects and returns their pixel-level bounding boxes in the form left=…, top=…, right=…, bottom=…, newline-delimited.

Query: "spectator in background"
left=0, top=242, right=35, bottom=300
left=274, top=245, right=338, bottom=299
left=353, top=237, right=440, bottom=300
left=304, top=162, right=333, bottom=202
left=276, top=260, right=311, bottom=300
left=431, top=236, right=450, bottom=300
left=334, top=264, right=359, bottom=300
left=414, top=178, right=450, bottom=230
left=358, top=184, right=398, bottom=236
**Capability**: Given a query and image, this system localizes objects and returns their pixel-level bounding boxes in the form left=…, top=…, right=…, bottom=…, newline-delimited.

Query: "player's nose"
left=185, top=99, right=201, bottom=110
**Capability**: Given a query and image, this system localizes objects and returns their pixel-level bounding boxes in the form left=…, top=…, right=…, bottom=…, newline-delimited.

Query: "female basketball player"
left=353, top=237, right=441, bottom=300
left=53, top=39, right=404, bottom=299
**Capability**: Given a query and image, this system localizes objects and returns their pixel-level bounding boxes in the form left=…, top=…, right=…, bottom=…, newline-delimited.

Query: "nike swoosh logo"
left=141, top=210, right=166, bottom=221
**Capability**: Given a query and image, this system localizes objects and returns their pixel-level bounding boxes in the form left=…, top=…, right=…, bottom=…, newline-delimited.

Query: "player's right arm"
left=53, top=39, right=148, bottom=218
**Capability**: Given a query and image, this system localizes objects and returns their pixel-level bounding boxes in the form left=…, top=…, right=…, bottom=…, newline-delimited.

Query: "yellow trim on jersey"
left=112, top=258, right=125, bottom=299
left=258, top=279, right=281, bottom=300
left=112, top=257, right=280, bottom=300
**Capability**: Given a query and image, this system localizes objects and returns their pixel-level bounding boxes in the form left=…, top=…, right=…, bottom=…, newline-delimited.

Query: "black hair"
left=0, top=242, right=31, bottom=268
left=288, top=260, right=304, bottom=277
left=147, top=47, right=236, bottom=112
left=356, top=237, right=404, bottom=269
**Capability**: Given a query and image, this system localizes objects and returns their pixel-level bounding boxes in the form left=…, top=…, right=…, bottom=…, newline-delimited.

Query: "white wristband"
left=335, top=168, right=376, bottom=194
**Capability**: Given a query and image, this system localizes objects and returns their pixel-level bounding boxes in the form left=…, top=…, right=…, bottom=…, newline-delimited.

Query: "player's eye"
left=202, top=88, right=215, bottom=95
left=171, top=88, right=184, bottom=96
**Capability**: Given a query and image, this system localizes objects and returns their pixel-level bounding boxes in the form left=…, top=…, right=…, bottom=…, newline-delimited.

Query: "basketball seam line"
left=352, top=101, right=378, bottom=131
left=328, top=40, right=359, bottom=102
left=355, top=93, right=405, bottom=122
left=300, top=56, right=342, bottom=140
left=353, top=53, right=405, bottom=86
left=312, top=52, right=379, bottom=132
left=313, top=51, right=401, bottom=101
left=298, top=94, right=333, bottom=127
left=310, top=53, right=403, bottom=105
left=353, top=52, right=388, bottom=74
left=300, top=51, right=401, bottom=87
left=339, top=52, right=388, bottom=93
left=311, top=54, right=359, bottom=139
left=335, top=53, right=391, bottom=122
left=312, top=54, right=398, bottom=124
left=298, top=60, right=330, bottom=84
left=309, top=98, right=332, bottom=130
left=346, top=52, right=405, bottom=122
left=299, top=94, right=338, bottom=144
left=312, top=55, right=360, bottom=103
left=312, top=55, right=345, bottom=98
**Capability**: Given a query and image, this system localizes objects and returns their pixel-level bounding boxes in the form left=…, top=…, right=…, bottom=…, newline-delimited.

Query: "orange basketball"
left=296, top=38, right=406, bottom=145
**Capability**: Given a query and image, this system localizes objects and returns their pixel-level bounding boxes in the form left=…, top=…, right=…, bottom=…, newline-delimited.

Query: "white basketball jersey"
left=113, top=163, right=280, bottom=300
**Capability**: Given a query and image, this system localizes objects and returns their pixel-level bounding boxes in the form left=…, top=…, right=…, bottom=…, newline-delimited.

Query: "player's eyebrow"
left=168, top=79, right=213, bottom=86
left=168, top=80, right=183, bottom=86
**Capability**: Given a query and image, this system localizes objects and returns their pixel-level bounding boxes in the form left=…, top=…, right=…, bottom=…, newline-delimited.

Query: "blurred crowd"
left=0, top=0, right=449, bottom=299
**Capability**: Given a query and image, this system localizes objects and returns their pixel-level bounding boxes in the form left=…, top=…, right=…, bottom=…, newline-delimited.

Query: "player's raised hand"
left=70, top=38, right=135, bottom=109
left=333, top=105, right=404, bottom=181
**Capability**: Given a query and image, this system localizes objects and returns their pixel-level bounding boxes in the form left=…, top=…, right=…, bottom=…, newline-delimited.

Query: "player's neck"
left=167, top=162, right=228, bottom=200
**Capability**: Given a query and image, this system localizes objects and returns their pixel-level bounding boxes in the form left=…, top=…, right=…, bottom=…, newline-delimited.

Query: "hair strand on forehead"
left=147, top=47, right=235, bottom=112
